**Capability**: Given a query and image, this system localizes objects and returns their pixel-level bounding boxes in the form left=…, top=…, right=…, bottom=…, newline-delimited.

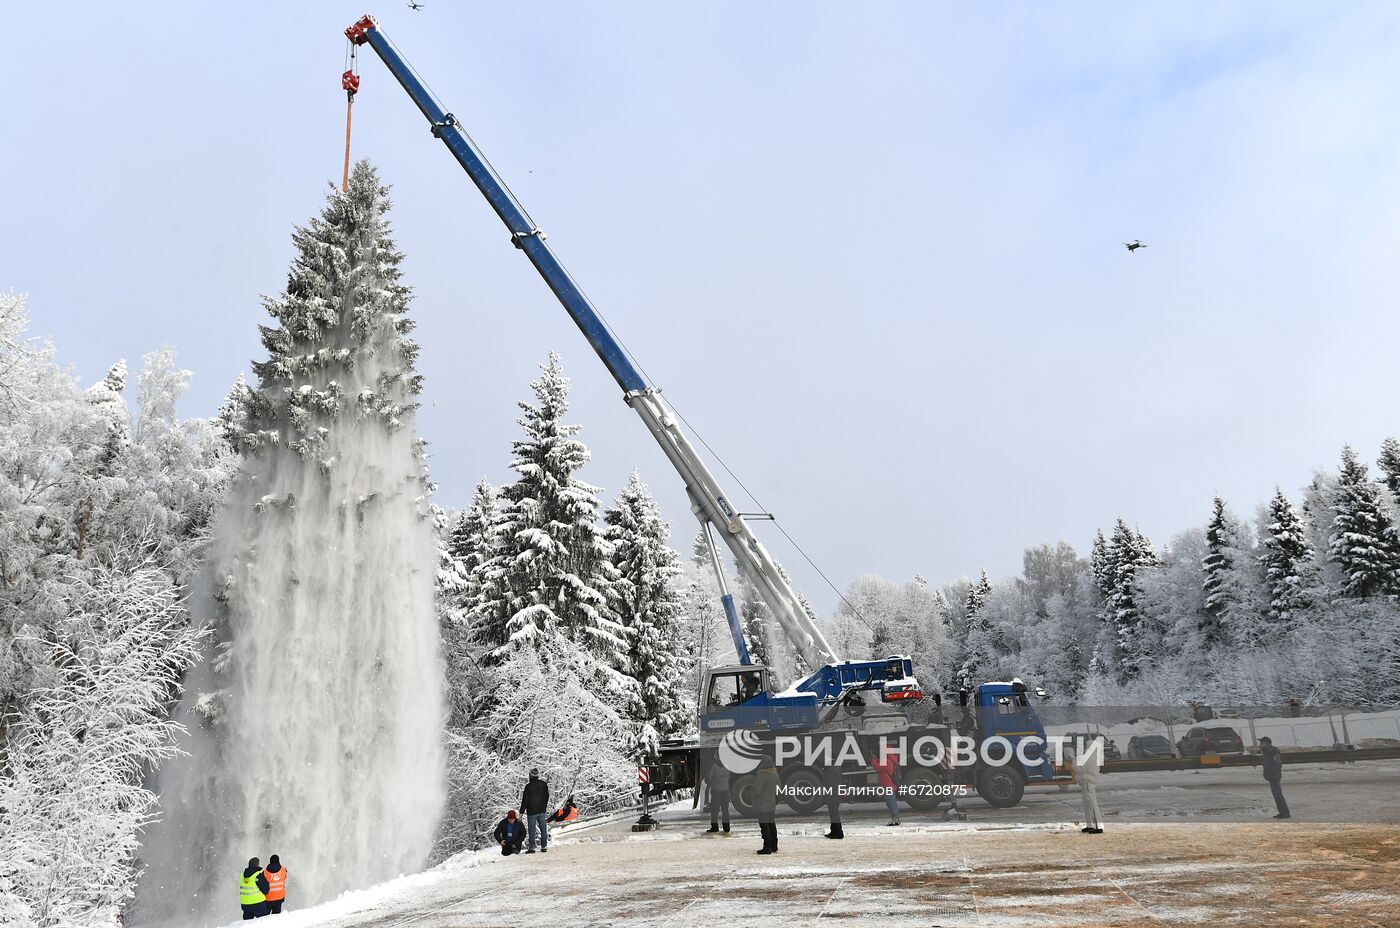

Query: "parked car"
left=1177, top=726, right=1245, bottom=757
left=1065, top=731, right=1122, bottom=761
left=1126, top=734, right=1174, bottom=759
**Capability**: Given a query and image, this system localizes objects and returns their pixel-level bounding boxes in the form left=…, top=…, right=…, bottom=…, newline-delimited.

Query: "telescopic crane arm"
left=345, top=15, right=838, bottom=670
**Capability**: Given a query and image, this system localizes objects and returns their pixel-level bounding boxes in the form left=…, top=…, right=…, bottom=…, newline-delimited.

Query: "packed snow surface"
left=201, top=764, right=1400, bottom=928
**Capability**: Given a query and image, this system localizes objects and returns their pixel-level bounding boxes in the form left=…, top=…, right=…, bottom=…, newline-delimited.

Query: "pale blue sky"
left=4, top=2, right=1399, bottom=609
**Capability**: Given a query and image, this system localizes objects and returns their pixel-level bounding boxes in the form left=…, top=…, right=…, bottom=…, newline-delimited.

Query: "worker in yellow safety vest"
left=263, top=854, right=288, bottom=914
left=239, top=857, right=270, bottom=920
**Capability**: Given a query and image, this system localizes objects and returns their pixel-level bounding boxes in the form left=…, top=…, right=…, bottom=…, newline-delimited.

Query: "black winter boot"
left=825, top=823, right=844, bottom=839
left=705, top=824, right=719, bottom=834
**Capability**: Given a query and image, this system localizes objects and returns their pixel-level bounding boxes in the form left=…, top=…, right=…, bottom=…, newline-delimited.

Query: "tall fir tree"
left=604, top=470, right=689, bottom=748
left=1258, top=487, right=1313, bottom=624
left=1329, top=445, right=1400, bottom=598
left=955, top=569, right=994, bottom=691
left=244, top=162, right=423, bottom=462
left=1201, top=497, right=1240, bottom=645
left=1379, top=436, right=1400, bottom=500
left=490, top=353, right=624, bottom=662
left=735, top=564, right=773, bottom=668
left=1107, top=519, right=1157, bottom=681
left=1089, top=528, right=1113, bottom=599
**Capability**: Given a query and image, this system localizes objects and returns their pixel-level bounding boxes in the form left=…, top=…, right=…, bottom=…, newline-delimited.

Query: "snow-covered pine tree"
left=680, top=531, right=728, bottom=694
left=1090, top=528, right=1113, bottom=599
left=215, top=373, right=252, bottom=449
left=1329, top=445, right=1400, bottom=598
left=491, top=353, right=624, bottom=663
left=1107, top=519, right=1157, bottom=681
left=735, top=564, right=773, bottom=669
left=955, top=570, right=994, bottom=691
left=135, top=162, right=443, bottom=922
left=451, top=478, right=508, bottom=656
left=1259, top=487, right=1313, bottom=624
left=1200, top=496, right=1245, bottom=646
left=604, top=470, right=689, bottom=749
left=1378, top=437, right=1400, bottom=499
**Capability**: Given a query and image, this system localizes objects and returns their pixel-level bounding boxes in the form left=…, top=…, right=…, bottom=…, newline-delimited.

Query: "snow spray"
left=134, top=168, right=445, bottom=925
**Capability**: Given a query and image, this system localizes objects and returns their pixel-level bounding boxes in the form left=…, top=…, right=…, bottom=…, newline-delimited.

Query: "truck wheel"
left=976, top=766, right=1024, bottom=808
left=781, top=768, right=826, bottom=814
left=730, top=774, right=756, bottom=818
left=901, top=767, right=945, bottom=813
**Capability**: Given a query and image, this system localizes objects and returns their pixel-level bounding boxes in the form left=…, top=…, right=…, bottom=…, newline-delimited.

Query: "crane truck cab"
left=699, top=656, right=921, bottom=737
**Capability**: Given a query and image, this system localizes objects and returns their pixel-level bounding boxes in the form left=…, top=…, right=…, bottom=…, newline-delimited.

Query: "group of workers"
left=238, top=855, right=289, bottom=920
left=493, top=767, right=581, bottom=856
left=703, top=745, right=906, bottom=855
left=701, top=731, right=1293, bottom=850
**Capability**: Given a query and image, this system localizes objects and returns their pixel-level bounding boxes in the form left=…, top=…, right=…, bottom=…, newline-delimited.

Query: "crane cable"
left=341, top=44, right=361, bottom=193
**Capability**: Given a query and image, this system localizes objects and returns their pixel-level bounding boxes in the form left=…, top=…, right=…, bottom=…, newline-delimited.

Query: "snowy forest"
left=4, top=163, right=1400, bottom=924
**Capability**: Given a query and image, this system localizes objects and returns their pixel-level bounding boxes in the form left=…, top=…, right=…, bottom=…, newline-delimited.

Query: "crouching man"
left=494, top=809, right=526, bottom=856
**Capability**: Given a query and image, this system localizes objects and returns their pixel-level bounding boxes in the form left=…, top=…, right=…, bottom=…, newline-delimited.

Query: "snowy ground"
left=211, top=762, right=1400, bottom=928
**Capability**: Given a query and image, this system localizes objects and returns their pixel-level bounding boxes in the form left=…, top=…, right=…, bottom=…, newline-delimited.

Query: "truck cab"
left=969, top=680, right=1056, bottom=804
left=699, top=664, right=818, bottom=735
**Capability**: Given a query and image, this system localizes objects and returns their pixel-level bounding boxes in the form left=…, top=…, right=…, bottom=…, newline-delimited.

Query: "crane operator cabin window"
left=708, top=671, right=764, bottom=708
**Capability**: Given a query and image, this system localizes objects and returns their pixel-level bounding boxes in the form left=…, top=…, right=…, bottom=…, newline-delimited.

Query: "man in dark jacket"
left=822, top=753, right=844, bottom=840
left=520, top=768, right=551, bottom=853
left=1260, top=736, right=1290, bottom=819
left=752, top=752, right=780, bottom=856
left=239, top=857, right=270, bottom=920
left=705, top=756, right=732, bottom=835
left=494, top=810, right=526, bottom=855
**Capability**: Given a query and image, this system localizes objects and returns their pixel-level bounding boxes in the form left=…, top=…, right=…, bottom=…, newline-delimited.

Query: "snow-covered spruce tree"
left=135, top=162, right=444, bottom=921
left=1201, top=497, right=1237, bottom=635
left=488, top=353, right=624, bottom=664
left=1105, top=520, right=1158, bottom=682
left=955, top=570, right=994, bottom=691
left=1200, top=496, right=1265, bottom=647
left=1378, top=436, right=1400, bottom=499
left=1329, top=445, right=1400, bottom=598
left=1089, top=528, right=1113, bottom=599
left=604, top=470, right=689, bottom=749
left=680, top=531, right=729, bottom=687
left=1258, top=487, right=1314, bottom=624
left=735, top=563, right=773, bottom=668
left=214, top=372, right=252, bottom=449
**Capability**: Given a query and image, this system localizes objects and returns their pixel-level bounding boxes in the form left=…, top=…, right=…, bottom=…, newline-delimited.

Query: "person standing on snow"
left=494, top=809, right=527, bottom=855
left=520, top=767, right=551, bottom=853
left=753, top=751, right=780, bottom=856
left=822, top=751, right=845, bottom=839
left=868, top=746, right=902, bottom=826
left=262, top=854, right=288, bottom=914
left=705, top=755, right=732, bottom=835
left=238, top=857, right=270, bottom=920
left=1072, top=735, right=1104, bottom=834
left=1259, top=736, right=1291, bottom=819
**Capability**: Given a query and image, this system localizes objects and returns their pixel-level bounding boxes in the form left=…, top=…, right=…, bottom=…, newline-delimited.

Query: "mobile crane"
left=345, top=14, right=1062, bottom=813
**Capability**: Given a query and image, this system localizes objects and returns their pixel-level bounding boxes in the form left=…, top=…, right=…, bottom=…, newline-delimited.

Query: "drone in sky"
left=1123, top=240, right=1147, bottom=253
left=407, top=1, right=425, bottom=10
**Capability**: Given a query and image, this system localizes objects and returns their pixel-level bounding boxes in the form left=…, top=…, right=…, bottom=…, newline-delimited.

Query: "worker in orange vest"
left=546, top=795, right=580, bottom=825
left=262, top=854, right=288, bottom=914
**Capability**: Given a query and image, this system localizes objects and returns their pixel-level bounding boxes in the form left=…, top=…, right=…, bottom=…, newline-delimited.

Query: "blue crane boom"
left=345, top=14, right=837, bottom=671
